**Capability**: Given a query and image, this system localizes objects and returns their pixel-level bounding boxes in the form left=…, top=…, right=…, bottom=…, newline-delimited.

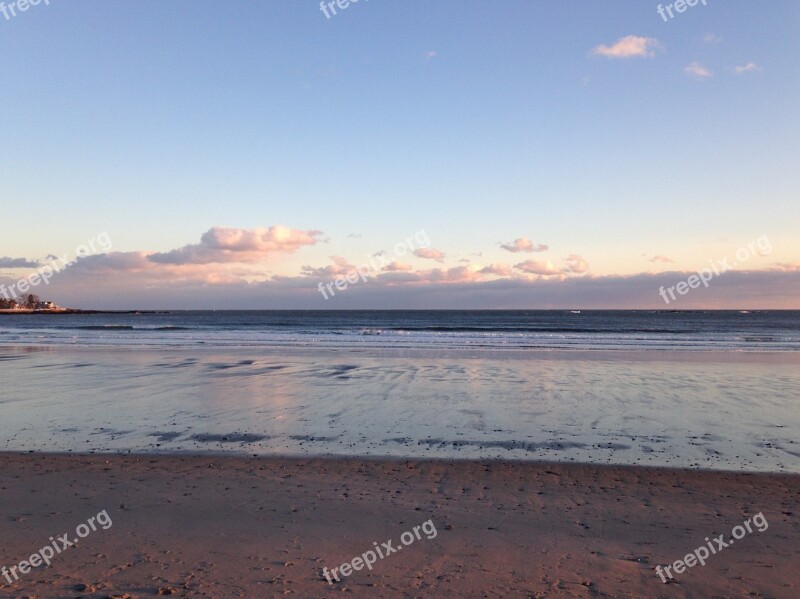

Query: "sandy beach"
left=0, top=453, right=797, bottom=598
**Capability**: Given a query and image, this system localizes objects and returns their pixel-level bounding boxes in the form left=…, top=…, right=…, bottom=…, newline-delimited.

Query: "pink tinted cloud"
left=500, top=237, right=548, bottom=253
left=382, top=261, right=413, bottom=272
left=564, top=254, right=589, bottom=274
left=514, top=259, right=561, bottom=276
left=301, top=256, right=363, bottom=278
left=480, top=263, right=513, bottom=276
left=65, top=252, right=259, bottom=285
left=413, top=248, right=446, bottom=263
left=149, top=226, right=321, bottom=265
left=650, top=255, right=675, bottom=264
left=407, top=264, right=485, bottom=284
left=29, top=244, right=800, bottom=310
left=773, top=262, right=800, bottom=272
left=39, top=268, right=800, bottom=310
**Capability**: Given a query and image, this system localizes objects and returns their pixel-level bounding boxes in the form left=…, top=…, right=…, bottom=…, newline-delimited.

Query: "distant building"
left=34, top=300, right=62, bottom=311
left=0, top=298, right=62, bottom=311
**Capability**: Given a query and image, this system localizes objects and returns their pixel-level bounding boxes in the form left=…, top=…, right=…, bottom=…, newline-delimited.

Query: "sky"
left=1, top=0, right=798, bottom=309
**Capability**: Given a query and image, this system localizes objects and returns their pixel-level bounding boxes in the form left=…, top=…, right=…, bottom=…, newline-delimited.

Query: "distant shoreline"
left=0, top=309, right=164, bottom=315
left=1, top=308, right=799, bottom=313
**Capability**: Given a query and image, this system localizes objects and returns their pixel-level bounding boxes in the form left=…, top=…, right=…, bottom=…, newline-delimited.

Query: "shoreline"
left=2, top=342, right=800, bottom=359
left=0, top=309, right=164, bottom=315
left=2, top=308, right=799, bottom=312
left=0, top=452, right=797, bottom=597
left=7, top=449, right=800, bottom=476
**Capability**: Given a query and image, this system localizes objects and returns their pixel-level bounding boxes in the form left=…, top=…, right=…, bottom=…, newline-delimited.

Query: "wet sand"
left=2, top=346, right=800, bottom=471
left=0, top=453, right=798, bottom=598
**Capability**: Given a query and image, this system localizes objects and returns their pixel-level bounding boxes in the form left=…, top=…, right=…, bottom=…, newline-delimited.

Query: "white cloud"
left=730, top=62, right=761, bottom=75
left=591, top=36, right=661, bottom=59
left=685, top=61, right=712, bottom=79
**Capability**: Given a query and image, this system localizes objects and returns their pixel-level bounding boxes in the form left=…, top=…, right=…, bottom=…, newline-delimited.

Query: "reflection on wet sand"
left=1, top=346, right=799, bottom=472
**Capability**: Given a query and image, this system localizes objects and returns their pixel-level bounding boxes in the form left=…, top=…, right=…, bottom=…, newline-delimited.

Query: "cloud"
left=30, top=248, right=800, bottom=310
left=21, top=250, right=263, bottom=294
left=514, top=259, right=561, bottom=276
left=18, top=226, right=795, bottom=311
left=703, top=33, right=723, bottom=44
left=382, top=261, right=413, bottom=272
left=301, top=256, right=364, bottom=278
left=347, top=233, right=362, bottom=239
left=773, top=262, right=800, bottom=272
left=591, top=36, right=661, bottom=59
left=70, top=252, right=152, bottom=272
left=42, top=268, right=800, bottom=310
left=65, top=250, right=265, bottom=286
left=413, top=248, right=446, bottom=262
left=730, top=62, right=761, bottom=75
left=564, top=255, right=589, bottom=274
left=149, top=226, right=321, bottom=265
left=479, top=263, right=513, bottom=277
left=0, top=257, right=41, bottom=269
left=511, top=255, right=588, bottom=276
left=650, top=255, right=675, bottom=264
left=408, top=264, right=485, bottom=284
left=685, top=62, right=712, bottom=79
left=500, top=237, right=548, bottom=253
left=423, top=50, right=438, bottom=60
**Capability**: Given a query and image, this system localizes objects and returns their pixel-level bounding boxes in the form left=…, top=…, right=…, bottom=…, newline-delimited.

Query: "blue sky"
left=1, top=1, right=798, bottom=308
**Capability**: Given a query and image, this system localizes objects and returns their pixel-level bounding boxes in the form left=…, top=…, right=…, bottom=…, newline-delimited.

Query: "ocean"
left=1, top=310, right=799, bottom=351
